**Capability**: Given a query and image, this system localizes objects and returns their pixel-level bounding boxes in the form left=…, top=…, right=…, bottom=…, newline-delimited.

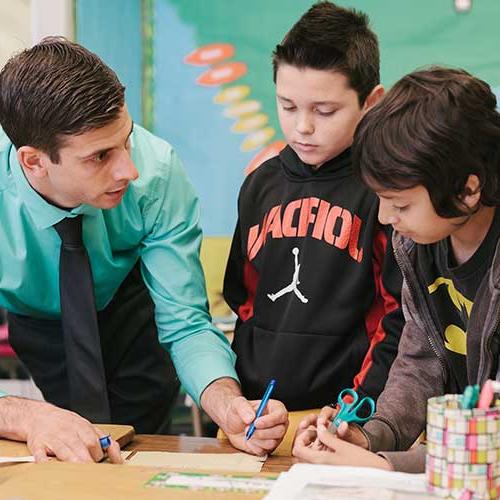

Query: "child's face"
left=275, top=64, right=367, bottom=167
left=376, top=186, right=469, bottom=244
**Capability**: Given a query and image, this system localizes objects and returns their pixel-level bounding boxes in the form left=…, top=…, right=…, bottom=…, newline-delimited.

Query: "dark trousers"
left=8, top=264, right=180, bottom=434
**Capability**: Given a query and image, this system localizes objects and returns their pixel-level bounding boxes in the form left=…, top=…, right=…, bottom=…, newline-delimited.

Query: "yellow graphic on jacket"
left=443, top=325, right=467, bottom=355
left=428, top=277, right=473, bottom=356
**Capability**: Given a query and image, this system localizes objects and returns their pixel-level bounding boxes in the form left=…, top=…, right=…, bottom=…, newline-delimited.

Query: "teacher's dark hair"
left=0, top=37, right=125, bottom=163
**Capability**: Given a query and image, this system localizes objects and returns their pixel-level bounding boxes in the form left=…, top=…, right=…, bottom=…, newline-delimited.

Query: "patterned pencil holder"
left=426, top=394, right=500, bottom=499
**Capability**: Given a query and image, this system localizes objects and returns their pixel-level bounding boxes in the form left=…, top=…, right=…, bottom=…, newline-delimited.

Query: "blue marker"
left=99, top=435, right=111, bottom=451
left=246, top=379, right=276, bottom=441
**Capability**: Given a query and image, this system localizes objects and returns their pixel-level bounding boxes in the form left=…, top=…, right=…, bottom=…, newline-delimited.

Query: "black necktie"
left=54, top=215, right=111, bottom=422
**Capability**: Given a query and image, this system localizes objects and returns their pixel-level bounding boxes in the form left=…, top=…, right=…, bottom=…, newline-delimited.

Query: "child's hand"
left=335, top=421, right=370, bottom=449
left=316, top=406, right=370, bottom=449
left=293, top=421, right=317, bottom=449
left=295, top=412, right=319, bottom=435
left=294, top=411, right=330, bottom=451
left=315, top=404, right=337, bottom=432
left=296, top=405, right=338, bottom=450
left=293, top=425, right=392, bottom=470
left=294, top=413, right=319, bottom=449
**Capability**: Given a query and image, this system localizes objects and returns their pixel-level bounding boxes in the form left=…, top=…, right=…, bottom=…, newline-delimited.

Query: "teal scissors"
left=328, top=388, right=376, bottom=434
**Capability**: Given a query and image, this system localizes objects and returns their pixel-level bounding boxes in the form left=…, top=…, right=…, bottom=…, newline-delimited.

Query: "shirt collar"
left=9, top=145, right=98, bottom=230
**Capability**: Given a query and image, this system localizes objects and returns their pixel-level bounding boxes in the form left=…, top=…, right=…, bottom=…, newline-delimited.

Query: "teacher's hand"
left=200, top=377, right=288, bottom=455
left=0, top=397, right=123, bottom=463
left=223, top=396, right=288, bottom=456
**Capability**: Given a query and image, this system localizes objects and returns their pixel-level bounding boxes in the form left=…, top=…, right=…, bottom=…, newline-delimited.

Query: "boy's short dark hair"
left=353, top=66, right=500, bottom=218
left=0, top=37, right=125, bottom=163
left=272, top=1, right=379, bottom=105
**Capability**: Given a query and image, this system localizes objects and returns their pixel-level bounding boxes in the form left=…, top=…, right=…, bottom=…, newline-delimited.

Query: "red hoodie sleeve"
left=352, top=224, right=404, bottom=402
left=223, top=220, right=259, bottom=323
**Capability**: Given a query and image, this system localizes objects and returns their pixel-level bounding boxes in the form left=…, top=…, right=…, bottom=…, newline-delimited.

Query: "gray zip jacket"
left=361, top=232, right=500, bottom=473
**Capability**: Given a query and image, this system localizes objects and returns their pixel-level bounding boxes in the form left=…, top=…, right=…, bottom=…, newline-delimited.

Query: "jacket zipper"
left=478, top=305, right=500, bottom=383
left=473, top=239, right=500, bottom=383
left=393, top=242, right=448, bottom=381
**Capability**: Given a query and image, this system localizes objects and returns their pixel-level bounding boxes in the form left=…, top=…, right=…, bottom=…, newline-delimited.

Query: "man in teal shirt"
left=0, top=38, right=287, bottom=462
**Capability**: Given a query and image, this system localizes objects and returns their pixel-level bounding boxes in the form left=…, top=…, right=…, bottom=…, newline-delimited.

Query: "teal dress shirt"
left=0, top=125, right=238, bottom=404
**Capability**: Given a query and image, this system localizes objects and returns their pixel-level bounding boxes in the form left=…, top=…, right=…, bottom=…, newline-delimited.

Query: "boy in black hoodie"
left=223, top=1, right=404, bottom=451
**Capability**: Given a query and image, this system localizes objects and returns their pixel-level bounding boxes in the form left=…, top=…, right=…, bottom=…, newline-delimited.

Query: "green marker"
left=460, top=385, right=479, bottom=409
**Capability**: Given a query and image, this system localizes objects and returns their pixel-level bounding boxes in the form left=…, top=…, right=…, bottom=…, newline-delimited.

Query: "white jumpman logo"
left=267, top=247, right=309, bottom=304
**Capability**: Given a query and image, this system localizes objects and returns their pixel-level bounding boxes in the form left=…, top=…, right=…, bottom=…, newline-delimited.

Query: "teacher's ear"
left=17, top=146, right=50, bottom=179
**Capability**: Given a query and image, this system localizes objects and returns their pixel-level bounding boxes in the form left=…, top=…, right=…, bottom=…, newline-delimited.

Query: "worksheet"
left=145, top=471, right=276, bottom=493
left=265, top=464, right=432, bottom=500
left=126, top=451, right=266, bottom=473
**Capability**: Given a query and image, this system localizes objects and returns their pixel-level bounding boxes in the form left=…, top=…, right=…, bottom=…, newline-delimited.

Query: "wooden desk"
left=126, top=434, right=296, bottom=473
left=0, top=435, right=296, bottom=499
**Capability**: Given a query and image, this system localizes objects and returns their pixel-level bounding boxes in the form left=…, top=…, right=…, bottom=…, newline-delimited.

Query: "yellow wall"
left=200, top=237, right=232, bottom=318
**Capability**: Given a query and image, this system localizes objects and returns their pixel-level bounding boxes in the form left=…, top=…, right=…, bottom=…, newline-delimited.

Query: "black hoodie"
left=224, top=146, right=404, bottom=410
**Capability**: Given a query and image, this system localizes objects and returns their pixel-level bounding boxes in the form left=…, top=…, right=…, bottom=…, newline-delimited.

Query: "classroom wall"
left=73, top=0, right=499, bottom=316
left=0, top=0, right=74, bottom=69
left=75, top=0, right=142, bottom=125
left=76, top=0, right=500, bottom=233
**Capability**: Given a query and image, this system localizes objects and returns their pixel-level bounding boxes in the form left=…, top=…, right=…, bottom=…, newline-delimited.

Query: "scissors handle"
left=334, top=389, right=375, bottom=426
left=337, top=388, right=359, bottom=406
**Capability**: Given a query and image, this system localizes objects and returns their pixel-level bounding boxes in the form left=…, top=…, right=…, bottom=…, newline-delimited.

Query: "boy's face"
left=20, top=106, right=138, bottom=209
left=376, top=186, right=469, bottom=244
left=275, top=64, right=371, bottom=167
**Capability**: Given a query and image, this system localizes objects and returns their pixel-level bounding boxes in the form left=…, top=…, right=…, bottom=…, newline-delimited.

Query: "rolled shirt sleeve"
left=139, top=147, right=238, bottom=405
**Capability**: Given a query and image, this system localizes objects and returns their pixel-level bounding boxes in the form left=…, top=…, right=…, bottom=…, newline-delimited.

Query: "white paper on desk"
left=265, top=464, right=430, bottom=500
left=0, top=455, right=35, bottom=464
left=125, top=451, right=266, bottom=473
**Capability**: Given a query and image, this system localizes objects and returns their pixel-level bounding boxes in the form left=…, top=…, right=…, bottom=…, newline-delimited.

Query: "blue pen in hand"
left=99, top=435, right=111, bottom=451
left=246, top=379, right=276, bottom=441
